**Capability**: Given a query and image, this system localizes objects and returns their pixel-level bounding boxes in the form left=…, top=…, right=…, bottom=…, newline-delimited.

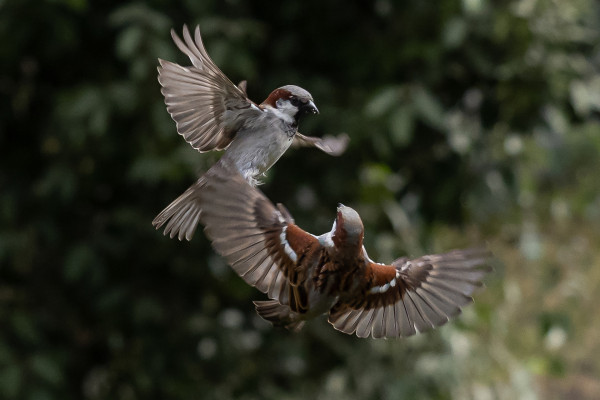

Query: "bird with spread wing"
left=197, top=162, right=491, bottom=339
left=153, top=25, right=349, bottom=241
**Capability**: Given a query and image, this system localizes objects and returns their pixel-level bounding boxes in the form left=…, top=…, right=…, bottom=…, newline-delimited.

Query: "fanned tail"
left=152, top=177, right=206, bottom=241
left=253, top=300, right=305, bottom=332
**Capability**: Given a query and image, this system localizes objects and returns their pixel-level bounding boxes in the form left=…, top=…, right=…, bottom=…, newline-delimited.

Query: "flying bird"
left=198, top=162, right=491, bottom=338
left=153, top=25, right=349, bottom=241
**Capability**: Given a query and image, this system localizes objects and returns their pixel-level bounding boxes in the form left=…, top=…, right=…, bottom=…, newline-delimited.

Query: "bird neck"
left=263, top=104, right=297, bottom=126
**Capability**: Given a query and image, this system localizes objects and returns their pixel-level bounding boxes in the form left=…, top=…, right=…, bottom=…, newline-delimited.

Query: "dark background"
left=2, top=0, right=600, bottom=399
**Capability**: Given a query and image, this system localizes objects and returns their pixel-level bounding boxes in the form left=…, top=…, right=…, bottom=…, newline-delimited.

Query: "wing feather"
left=292, top=132, right=350, bottom=156
left=160, top=26, right=261, bottom=152
left=328, top=248, right=491, bottom=338
left=198, top=163, right=323, bottom=307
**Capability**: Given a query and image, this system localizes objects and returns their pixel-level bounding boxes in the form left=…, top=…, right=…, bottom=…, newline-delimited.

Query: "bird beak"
left=303, top=100, right=319, bottom=115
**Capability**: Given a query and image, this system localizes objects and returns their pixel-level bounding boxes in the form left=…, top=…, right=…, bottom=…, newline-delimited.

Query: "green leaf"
left=0, top=365, right=21, bottom=399
left=412, top=86, right=445, bottom=129
left=364, top=87, right=401, bottom=118
left=389, top=105, right=414, bottom=147
left=30, top=354, right=63, bottom=386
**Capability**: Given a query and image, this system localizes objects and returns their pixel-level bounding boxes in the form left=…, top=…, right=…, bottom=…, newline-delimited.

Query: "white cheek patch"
left=279, top=226, right=298, bottom=262
left=268, top=99, right=297, bottom=124
left=362, top=246, right=385, bottom=266
left=319, top=232, right=334, bottom=247
left=319, top=220, right=336, bottom=247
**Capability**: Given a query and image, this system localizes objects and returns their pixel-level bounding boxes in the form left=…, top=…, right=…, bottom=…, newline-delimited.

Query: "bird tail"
left=253, top=300, right=305, bottom=332
left=152, top=177, right=206, bottom=241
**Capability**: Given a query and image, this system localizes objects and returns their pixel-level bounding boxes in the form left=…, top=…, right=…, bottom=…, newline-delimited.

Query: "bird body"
left=198, top=162, right=491, bottom=338
left=221, top=109, right=296, bottom=184
left=153, top=26, right=347, bottom=240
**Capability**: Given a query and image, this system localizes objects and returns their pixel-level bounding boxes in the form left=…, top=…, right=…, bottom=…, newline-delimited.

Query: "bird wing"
left=198, top=162, right=324, bottom=310
left=159, top=25, right=262, bottom=152
left=328, top=248, right=491, bottom=338
left=292, top=132, right=350, bottom=156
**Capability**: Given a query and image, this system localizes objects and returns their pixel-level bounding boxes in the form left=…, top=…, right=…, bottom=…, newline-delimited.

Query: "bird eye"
left=289, top=96, right=300, bottom=107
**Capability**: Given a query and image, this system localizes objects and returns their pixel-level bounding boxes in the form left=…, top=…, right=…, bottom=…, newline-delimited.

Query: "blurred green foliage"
left=2, top=0, right=600, bottom=399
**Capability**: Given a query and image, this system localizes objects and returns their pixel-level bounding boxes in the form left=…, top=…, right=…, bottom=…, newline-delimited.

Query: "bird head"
left=331, top=204, right=364, bottom=252
left=262, top=85, right=318, bottom=125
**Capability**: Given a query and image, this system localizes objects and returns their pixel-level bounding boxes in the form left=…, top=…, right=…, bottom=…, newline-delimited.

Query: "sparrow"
left=153, top=25, right=349, bottom=241
left=197, top=162, right=491, bottom=338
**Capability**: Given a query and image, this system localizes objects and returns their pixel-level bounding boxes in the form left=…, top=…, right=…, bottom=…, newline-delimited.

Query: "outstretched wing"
left=159, top=25, right=262, bottom=152
left=328, top=248, right=491, bottom=339
left=198, top=162, right=323, bottom=309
